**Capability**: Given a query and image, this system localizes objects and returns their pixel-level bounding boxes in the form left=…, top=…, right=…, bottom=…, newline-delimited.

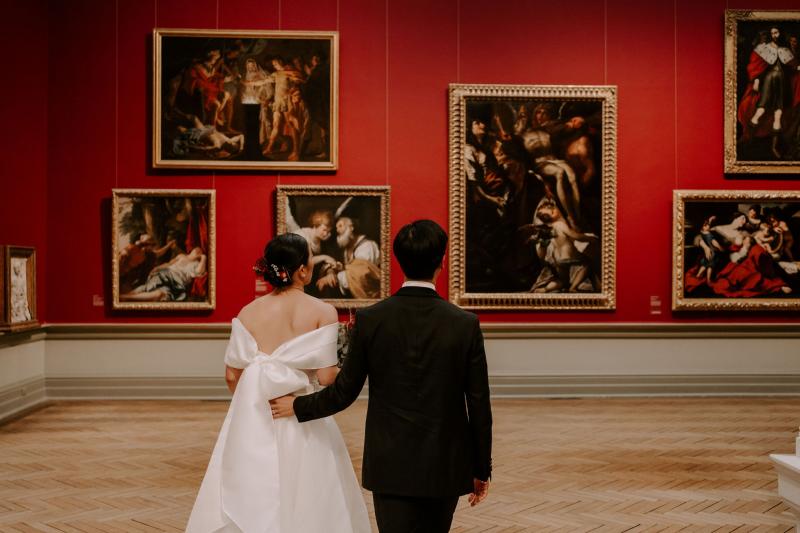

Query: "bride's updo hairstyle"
left=254, top=233, right=310, bottom=289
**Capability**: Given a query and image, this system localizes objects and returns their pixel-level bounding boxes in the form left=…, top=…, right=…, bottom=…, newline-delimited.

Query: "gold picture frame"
left=673, top=190, right=800, bottom=311
left=276, top=185, right=391, bottom=309
left=111, top=189, right=216, bottom=311
left=153, top=28, right=338, bottom=171
left=448, top=84, right=617, bottom=310
left=724, top=10, right=800, bottom=174
left=0, top=246, right=38, bottom=332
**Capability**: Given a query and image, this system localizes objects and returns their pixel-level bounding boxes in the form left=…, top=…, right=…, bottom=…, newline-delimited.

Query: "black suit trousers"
left=373, top=493, right=459, bottom=533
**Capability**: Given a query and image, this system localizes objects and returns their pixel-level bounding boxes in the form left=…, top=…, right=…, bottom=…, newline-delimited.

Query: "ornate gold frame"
left=153, top=28, right=339, bottom=171
left=448, top=84, right=617, bottom=310
left=724, top=10, right=800, bottom=174
left=672, top=189, right=800, bottom=311
left=0, top=245, right=38, bottom=332
left=111, top=189, right=216, bottom=311
left=276, top=185, right=391, bottom=309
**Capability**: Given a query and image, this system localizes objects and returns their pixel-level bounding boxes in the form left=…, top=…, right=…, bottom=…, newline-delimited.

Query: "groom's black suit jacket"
left=294, top=286, right=492, bottom=498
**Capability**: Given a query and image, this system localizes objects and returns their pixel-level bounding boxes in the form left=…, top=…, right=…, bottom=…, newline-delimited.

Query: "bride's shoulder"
left=297, top=292, right=338, bottom=326
left=236, top=295, right=271, bottom=321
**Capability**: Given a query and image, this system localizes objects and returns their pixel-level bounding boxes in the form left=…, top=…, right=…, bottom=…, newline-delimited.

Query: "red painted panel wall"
left=18, top=0, right=800, bottom=323
left=0, top=0, right=48, bottom=321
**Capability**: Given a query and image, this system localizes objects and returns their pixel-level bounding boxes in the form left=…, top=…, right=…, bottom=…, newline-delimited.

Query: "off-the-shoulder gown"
left=186, top=319, right=370, bottom=533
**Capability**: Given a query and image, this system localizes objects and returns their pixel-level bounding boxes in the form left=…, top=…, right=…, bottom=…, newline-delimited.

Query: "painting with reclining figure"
left=154, top=29, right=337, bottom=170
left=673, top=190, right=800, bottom=311
left=112, top=189, right=216, bottom=310
left=448, top=84, right=616, bottom=310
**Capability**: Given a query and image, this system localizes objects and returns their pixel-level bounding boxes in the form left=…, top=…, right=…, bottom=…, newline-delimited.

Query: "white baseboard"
left=46, top=376, right=231, bottom=400
left=0, top=376, right=48, bottom=424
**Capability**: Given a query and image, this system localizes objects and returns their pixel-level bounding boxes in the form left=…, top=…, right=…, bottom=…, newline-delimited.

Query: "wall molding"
left=2, top=324, right=798, bottom=408
left=489, top=374, right=800, bottom=397
left=46, top=376, right=231, bottom=400
left=42, top=374, right=800, bottom=400
left=0, top=376, right=48, bottom=425
left=0, top=321, right=796, bottom=345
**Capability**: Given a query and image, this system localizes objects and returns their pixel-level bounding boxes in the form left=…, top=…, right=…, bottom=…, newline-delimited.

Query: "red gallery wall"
left=33, top=0, right=800, bottom=324
left=0, top=0, right=48, bottom=321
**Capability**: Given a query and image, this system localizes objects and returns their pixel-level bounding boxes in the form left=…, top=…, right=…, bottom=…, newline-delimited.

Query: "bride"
left=186, top=233, right=371, bottom=532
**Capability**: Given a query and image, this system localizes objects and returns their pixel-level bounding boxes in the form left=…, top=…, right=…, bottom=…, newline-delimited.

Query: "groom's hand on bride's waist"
left=269, top=395, right=296, bottom=418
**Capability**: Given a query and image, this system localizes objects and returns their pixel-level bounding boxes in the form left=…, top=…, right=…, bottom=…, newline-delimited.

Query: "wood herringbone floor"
left=0, top=398, right=797, bottom=532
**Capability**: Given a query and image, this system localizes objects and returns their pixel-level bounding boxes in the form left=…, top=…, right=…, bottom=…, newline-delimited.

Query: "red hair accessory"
left=253, top=257, right=269, bottom=275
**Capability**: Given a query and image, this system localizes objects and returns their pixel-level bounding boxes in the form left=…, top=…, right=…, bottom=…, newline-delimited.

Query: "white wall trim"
left=0, top=376, right=48, bottom=424
left=1, top=323, right=799, bottom=406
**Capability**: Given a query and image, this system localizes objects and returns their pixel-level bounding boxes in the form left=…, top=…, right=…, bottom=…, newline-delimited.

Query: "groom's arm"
left=465, top=316, right=492, bottom=481
left=293, top=313, right=369, bottom=422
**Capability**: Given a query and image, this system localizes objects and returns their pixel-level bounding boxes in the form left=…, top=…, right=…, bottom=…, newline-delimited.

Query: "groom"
left=270, top=219, right=492, bottom=532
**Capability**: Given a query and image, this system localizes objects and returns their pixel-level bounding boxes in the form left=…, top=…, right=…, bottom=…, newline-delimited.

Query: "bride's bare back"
left=237, top=288, right=338, bottom=354
left=225, top=288, right=339, bottom=393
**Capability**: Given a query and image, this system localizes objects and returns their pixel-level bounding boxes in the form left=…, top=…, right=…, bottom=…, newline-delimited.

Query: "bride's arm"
left=316, top=365, right=339, bottom=386
left=225, top=365, right=244, bottom=394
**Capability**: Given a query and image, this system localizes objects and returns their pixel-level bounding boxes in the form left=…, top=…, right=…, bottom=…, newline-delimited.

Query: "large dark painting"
left=448, top=84, right=616, bottom=310
left=154, top=29, right=337, bottom=170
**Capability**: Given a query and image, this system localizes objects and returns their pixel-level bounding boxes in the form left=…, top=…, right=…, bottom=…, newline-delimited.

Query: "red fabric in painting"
left=185, top=205, right=209, bottom=253
left=685, top=244, right=786, bottom=298
left=737, top=51, right=772, bottom=140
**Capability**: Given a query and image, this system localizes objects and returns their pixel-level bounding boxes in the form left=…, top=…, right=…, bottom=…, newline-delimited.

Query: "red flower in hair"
left=253, top=257, right=269, bottom=275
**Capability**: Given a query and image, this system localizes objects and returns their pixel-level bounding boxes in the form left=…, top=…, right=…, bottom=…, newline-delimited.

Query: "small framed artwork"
left=448, top=84, right=617, bottom=310
left=724, top=10, right=800, bottom=174
left=112, top=189, right=216, bottom=311
left=673, top=190, right=800, bottom=311
left=276, top=185, right=391, bottom=309
left=0, top=246, right=38, bottom=332
left=153, top=29, right=338, bottom=170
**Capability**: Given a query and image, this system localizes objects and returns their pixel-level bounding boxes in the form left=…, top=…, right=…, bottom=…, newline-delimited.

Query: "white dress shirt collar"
left=401, top=280, right=436, bottom=291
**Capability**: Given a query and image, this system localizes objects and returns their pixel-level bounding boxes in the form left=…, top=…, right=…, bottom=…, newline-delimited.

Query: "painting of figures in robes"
left=448, top=84, right=617, bottom=310
left=276, top=186, right=390, bottom=309
left=673, top=190, right=800, bottom=311
left=725, top=11, right=800, bottom=174
left=112, top=189, right=216, bottom=310
left=154, top=29, right=337, bottom=170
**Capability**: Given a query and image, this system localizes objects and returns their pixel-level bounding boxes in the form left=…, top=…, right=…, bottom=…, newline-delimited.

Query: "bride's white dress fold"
left=186, top=319, right=370, bottom=533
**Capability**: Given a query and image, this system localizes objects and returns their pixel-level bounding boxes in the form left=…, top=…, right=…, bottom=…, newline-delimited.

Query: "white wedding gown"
left=186, top=319, right=371, bottom=533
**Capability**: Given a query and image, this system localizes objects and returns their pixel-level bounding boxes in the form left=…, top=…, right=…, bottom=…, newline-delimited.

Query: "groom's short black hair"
left=393, top=220, right=448, bottom=281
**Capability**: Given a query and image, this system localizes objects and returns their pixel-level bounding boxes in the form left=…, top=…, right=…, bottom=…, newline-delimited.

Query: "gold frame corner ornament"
left=152, top=28, right=339, bottom=171
left=723, top=10, right=800, bottom=175
left=447, top=84, right=617, bottom=311
left=672, top=189, right=800, bottom=311
left=111, top=188, right=217, bottom=311
left=275, top=184, right=391, bottom=310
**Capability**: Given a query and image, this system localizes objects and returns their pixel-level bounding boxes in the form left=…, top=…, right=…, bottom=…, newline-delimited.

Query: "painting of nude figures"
left=112, top=189, right=215, bottom=311
left=276, top=186, right=390, bottom=309
left=153, top=29, right=337, bottom=170
left=725, top=11, right=800, bottom=174
left=673, top=191, right=800, bottom=311
left=448, top=84, right=617, bottom=310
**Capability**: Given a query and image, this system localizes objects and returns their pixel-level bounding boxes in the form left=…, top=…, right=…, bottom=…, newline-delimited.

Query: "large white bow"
left=220, top=354, right=311, bottom=533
